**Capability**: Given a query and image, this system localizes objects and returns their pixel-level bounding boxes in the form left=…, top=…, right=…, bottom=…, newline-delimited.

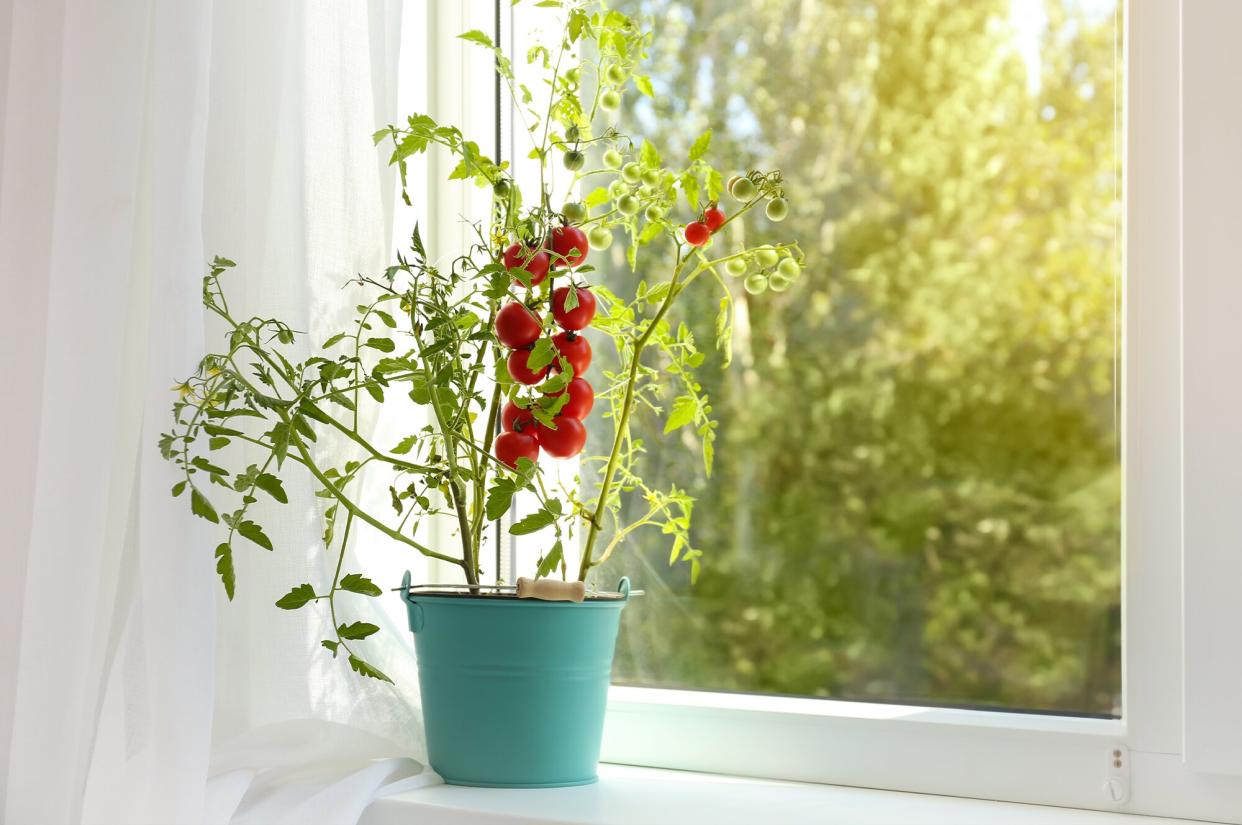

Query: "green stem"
left=285, top=423, right=462, bottom=567
left=577, top=255, right=688, bottom=581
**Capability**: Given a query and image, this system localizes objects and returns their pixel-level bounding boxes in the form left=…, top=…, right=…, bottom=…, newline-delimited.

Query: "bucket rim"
left=397, top=574, right=638, bottom=604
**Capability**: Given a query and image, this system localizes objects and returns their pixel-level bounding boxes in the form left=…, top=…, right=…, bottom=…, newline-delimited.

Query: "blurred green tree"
left=592, top=0, right=1121, bottom=714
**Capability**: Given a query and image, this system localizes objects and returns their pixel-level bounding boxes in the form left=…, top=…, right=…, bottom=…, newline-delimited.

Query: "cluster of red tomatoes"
left=683, top=204, right=726, bottom=247
left=493, top=225, right=599, bottom=469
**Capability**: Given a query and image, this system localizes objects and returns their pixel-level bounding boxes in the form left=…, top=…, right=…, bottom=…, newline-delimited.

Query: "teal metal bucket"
left=399, top=571, right=632, bottom=788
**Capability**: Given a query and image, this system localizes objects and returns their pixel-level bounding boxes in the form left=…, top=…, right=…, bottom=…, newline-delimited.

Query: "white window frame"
left=481, top=0, right=1242, bottom=819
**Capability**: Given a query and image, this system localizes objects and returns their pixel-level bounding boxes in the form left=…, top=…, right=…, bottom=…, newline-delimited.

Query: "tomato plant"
left=162, top=0, right=802, bottom=684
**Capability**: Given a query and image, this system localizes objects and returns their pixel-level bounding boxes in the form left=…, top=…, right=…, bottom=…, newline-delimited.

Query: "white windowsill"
left=358, top=764, right=1208, bottom=825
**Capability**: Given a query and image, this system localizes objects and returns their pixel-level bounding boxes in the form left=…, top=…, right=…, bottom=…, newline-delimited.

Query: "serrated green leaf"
left=458, top=29, right=494, bottom=48
left=191, top=456, right=229, bottom=476
left=391, top=435, right=418, bottom=455
left=237, top=520, right=273, bottom=551
left=639, top=140, right=661, bottom=168
left=321, top=639, right=340, bottom=656
left=364, top=337, right=395, bottom=353
left=209, top=436, right=230, bottom=450
left=255, top=472, right=288, bottom=503
left=171, top=480, right=187, bottom=497
left=689, top=128, right=712, bottom=162
left=323, top=332, right=348, bottom=348
left=664, top=395, right=698, bottom=433
left=339, top=573, right=382, bottom=597
left=276, top=583, right=316, bottom=609
left=486, top=481, right=517, bottom=521
left=585, top=187, right=611, bottom=208
left=338, top=621, right=380, bottom=640
left=348, top=655, right=394, bottom=684
left=215, top=543, right=235, bottom=599
left=536, top=540, right=564, bottom=579
left=510, top=506, right=557, bottom=536
left=191, top=488, right=219, bottom=523
left=526, top=337, right=556, bottom=371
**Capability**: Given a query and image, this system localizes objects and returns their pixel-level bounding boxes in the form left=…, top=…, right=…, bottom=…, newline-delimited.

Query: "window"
left=593, top=0, right=1123, bottom=716
left=488, top=0, right=1242, bottom=819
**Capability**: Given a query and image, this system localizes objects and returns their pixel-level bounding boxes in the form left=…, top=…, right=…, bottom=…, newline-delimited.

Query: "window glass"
left=592, top=0, right=1122, bottom=715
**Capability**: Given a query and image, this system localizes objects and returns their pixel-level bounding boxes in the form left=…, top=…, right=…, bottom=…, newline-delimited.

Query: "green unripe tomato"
left=563, top=202, right=587, bottom=223
left=725, top=258, right=749, bottom=277
left=493, top=179, right=511, bottom=199
left=730, top=176, right=757, bottom=201
left=637, top=184, right=654, bottom=198
left=605, top=64, right=627, bottom=85
left=566, top=67, right=581, bottom=84
left=777, top=256, right=802, bottom=280
left=588, top=225, right=614, bottom=250
left=743, top=273, right=769, bottom=295
left=768, top=272, right=792, bottom=293
left=566, top=125, right=581, bottom=143
left=617, top=194, right=640, bottom=216
left=644, top=205, right=664, bottom=222
left=603, top=148, right=623, bottom=169
left=563, top=150, right=585, bottom=171
left=726, top=175, right=741, bottom=192
left=600, top=90, right=621, bottom=111
left=641, top=169, right=660, bottom=186
left=755, top=246, right=780, bottom=268
left=621, top=162, right=642, bottom=184
left=765, top=197, right=789, bottom=222
left=608, top=179, right=629, bottom=198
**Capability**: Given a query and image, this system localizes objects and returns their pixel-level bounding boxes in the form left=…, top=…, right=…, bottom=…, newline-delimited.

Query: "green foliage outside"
left=595, top=0, right=1122, bottom=714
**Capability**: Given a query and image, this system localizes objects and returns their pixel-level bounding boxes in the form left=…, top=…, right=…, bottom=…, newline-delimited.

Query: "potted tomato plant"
left=161, top=0, right=802, bottom=787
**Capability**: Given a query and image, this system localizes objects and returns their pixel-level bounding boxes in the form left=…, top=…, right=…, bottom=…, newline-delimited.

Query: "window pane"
left=592, top=0, right=1122, bottom=716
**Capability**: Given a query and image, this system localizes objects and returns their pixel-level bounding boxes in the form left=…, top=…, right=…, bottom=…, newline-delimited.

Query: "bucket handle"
left=617, top=576, right=632, bottom=601
left=400, top=570, right=424, bottom=633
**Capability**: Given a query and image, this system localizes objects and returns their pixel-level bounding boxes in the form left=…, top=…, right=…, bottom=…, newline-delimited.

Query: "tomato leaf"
left=255, top=472, right=288, bottom=503
left=275, top=583, right=316, bottom=610
left=191, top=488, right=219, bottom=523
left=339, top=573, right=382, bottom=597
left=510, top=506, right=557, bottom=536
left=215, top=543, right=236, bottom=600
left=237, top=520, right=273, bottom=551
left=536, top=540, right=564, bottom=579
left=664, top=395, right=699, bottom=433
left=689, top=128, right=712, bottom=162
left=338, top=621, right=380, bottom=640
left=348, top=655, right=394, bottom=684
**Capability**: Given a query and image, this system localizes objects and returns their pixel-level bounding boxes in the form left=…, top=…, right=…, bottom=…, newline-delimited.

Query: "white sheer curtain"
left=0, top=0, right=465, bottom=822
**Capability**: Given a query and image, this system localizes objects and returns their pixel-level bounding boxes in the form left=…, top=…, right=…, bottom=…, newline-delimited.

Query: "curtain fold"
left=1, top=1, right=434, bottom=822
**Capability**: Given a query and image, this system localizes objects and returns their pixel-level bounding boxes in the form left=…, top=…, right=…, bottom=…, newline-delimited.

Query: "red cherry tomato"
left=495, top=302, right=542, bottom=349
left=545, top=377, right=594, bottom=420
left=536, top=415, right=587, bottom=459
left=551, top=285, right=597, bottom=331
left=507, top=347, right=550, bottom=385
left=549, top=225, right=590, bottom=268
left=684, top=221, right=711, bottom=247
left=503, top=243, right=550, bottom=286
left=703, top=205, right=726, bottom=232
left=495, top=430, right=540, bottom=469
left=502, top=399, right=537, bottom=432
left=551, top=331, right=592, bottom=377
